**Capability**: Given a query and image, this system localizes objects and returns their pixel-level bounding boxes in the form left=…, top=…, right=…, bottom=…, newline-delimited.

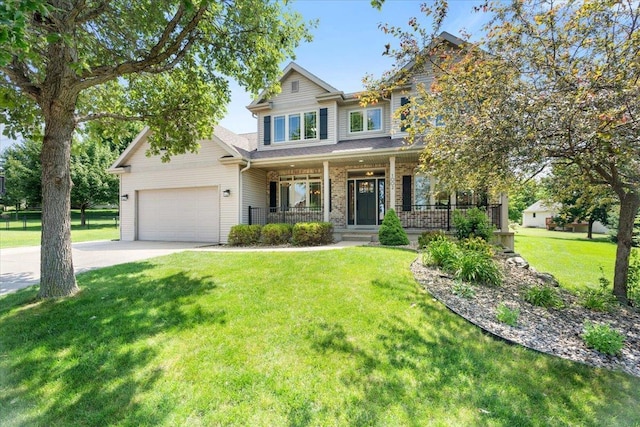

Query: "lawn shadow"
left=0, top=260, right=225, bottom=426
left=304, top=298, right=640, bottom=425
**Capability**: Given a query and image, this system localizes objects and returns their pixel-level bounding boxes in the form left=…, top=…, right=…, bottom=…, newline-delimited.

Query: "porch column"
left=500, top=192, right=509, bottom=232
left=323, top=161, right=330, bottom=222
left=389, top=156, right=396, bottom=212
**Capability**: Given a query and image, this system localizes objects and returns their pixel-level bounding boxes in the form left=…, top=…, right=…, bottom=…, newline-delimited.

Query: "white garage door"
left=137, top=187, right=219, bottom=242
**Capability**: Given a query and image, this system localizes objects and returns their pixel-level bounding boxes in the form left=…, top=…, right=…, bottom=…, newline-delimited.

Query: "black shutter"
left=402, top=175, right=412, bottom=211
left=269, top=181, right=277, bottom=208
left=329, top=179, right=332, bottom=212
left=400, top=97, right=409, bottom=132
left=319, top=108, right=328, bottom=140
left=263, top=115, right=271, bottom=145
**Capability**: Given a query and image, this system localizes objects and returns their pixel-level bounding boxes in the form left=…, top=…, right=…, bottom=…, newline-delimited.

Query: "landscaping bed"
left=412, top=254, right=640, bottom=378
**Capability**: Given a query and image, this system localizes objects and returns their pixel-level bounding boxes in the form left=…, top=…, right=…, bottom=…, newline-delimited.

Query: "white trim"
left=348, top=107, right=383, bottom=134
left=271, top=109, right=319, bottom=144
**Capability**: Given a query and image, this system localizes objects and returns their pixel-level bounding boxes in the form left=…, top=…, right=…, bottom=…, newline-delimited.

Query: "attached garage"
left=137, top=187, right=219, bottom=242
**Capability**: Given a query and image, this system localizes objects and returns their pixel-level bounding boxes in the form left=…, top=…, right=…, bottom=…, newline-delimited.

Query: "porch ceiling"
left=250, top=148, right=422, bottom=169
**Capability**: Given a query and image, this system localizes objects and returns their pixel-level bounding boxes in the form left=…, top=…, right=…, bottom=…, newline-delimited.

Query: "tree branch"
left=1, top=59, right=41, bottom=101
left=75, top=111, right=149, bottom=124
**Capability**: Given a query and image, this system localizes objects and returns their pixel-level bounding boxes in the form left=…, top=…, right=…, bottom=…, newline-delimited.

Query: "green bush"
left=418, top=230, right=447, bottom=249
left=423, top=238, right=461, bottom=272
left=261, top=223, right=293, bottom=245
left=451, top=280, right=475, bottom=299
left=452, top=207, right=494, bottom=241
left=455, top=249, right=502, bottom=286
left=627, top=249, right=640, bottom=306
left=292, top=222, right=334, bottom=246
left=228, top=224, right=262, bottom=246
left=580, top=271, right=618, bottom=312
left=582, top=322, right=625, bottom=356
left=496, top=302, right=519, bottom=327
left=524, top=285, right=564, bottom=309
left=459, top=236, right=495, bottom=257
left=378, top=209, right=409, bottom=246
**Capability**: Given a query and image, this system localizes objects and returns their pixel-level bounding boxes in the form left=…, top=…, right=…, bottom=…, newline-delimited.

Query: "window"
left=280, top=175, right=322, bottom=209
left=274, top=116, right=286, bottom=143
left=456, top=190, right=473, bottom=206
left=349, top=108, right=382, bottom=133
left=289, top=114, right=300, bottom=141
left=414, top=174, right=431, bottom=206
left=272, top=111, right=318, bottom=143
left=291, top=80, right=299, bottom=93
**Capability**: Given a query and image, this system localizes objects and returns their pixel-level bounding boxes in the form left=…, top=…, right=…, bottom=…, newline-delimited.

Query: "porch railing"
left=248, top=206, right=324, bottom=226
left=394, top=204, right=502, bottom=231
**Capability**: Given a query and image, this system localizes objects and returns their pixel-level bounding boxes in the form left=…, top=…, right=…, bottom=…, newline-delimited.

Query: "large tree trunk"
left=80, top=204, right=87, bottom=227
left=37, top=40, right=80, bottom=299
left=587, top=217, right=595, bottom=240
left=613, top=192, right=640, bottom=305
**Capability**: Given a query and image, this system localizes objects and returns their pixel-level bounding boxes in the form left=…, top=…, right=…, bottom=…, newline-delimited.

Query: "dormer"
left=248, top=62, right=345, bottom=150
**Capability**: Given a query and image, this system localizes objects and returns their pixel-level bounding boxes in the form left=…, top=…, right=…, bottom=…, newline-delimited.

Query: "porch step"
left=340, top=233, right=378, bottom=242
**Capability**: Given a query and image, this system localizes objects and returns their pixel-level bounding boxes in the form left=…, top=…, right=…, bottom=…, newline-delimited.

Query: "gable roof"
left=248, top=62, right=342, bottom=108
left=523, top=200, right=561, bottom=213
left=108, top=125, right=255, bottom=172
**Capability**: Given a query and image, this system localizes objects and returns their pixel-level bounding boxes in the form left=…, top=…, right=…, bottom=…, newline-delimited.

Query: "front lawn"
left=1, top=248, right=638, bottom=425
left=0, top=210, right=119, bottom=248
left=514, top=226, right=617, bottom=292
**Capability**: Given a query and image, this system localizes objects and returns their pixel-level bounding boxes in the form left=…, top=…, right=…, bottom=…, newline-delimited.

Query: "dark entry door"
left=356, top=179, right=377, bottom=225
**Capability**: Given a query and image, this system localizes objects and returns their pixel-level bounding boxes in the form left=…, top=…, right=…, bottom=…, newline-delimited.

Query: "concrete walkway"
left=0, top=240, right=364, bottom=296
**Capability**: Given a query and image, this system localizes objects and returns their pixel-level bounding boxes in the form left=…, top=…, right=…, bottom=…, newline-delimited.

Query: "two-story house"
left=109, top=32, right=513, bottom=249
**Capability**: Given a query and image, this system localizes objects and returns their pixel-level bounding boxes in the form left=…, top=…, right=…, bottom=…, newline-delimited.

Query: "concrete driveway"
left=0, top=240, right=201, bottom=296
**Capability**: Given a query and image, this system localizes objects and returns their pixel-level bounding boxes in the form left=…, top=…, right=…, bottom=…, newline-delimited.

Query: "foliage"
left=367, top=0, right=640, bottom=302
left=452, top=208, right=494, bottom=241
left=378, top=209, right=410, bottom=246
left=292, top=222, right=333, bottom=246
left=496, top=303, right=519, bottom=327
left=0, top=139, right=42, bottom=208
left=2, top=248, right=639, bottom=425
left=260, top=223, right=293, bottom=245
left=459, top=236, right=494, bottom=258
left=451, top=280, right=475, bottom=299
left=508, top=180, right=544, bottom=223
left=422, top=238, right=461, bottom=272
left=609, top=209, right=640, bottom=248
left=580, top=270, right=618, bottom=313
left=455, top=249, right=502, bottom=287
left=227, top=225, right=262, bottom=246
left=627, top=249, right=640, bottom=307
left=582, top=322, right=626, bottom=356
left=524, top=286, right=564, bottom=309
left=418, top=230, right=447, bottom=249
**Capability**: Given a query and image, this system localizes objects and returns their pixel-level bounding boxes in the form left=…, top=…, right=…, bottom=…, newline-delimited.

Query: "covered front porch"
left=241, top=151, right=512, bottom=249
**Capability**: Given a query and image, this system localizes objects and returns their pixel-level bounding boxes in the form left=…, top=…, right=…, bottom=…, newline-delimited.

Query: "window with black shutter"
left=402, top=175, right=412, bottom=211
left=319, top=108, right=328, bottom=140
left=263, top=115, right=271, bottom=145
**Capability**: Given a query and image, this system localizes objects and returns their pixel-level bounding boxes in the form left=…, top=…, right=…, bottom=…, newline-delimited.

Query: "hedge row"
left=228, top=222, right=334, bottom=246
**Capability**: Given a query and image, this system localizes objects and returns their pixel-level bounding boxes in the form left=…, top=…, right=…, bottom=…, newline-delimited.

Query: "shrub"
left=455, top=249, right=502, bottom=286
left=459, top=236, right=495, bottom=257
left=261, top=223, right=293, bottom=245
left=423, top=238, right=461, bottom=272
left=580, top=271, right=618, bottom=312
left=292, top=222, right=333, bottom=246
left=378, top=209, right=409, bottom=246
left=627, top=249, right=640, bottom=307
left=228, top=224, right=262, bottom=246
left=524, top=285, right=564, bottom=309
left=451, top=280, right=475, bottom=299
left=418, top=230, right=447, bottom=249
left=582, top=322, right=625, bottom=356
left=452, top=207, right=494, bottom=241
left=496, top=302, right=519, bottom=327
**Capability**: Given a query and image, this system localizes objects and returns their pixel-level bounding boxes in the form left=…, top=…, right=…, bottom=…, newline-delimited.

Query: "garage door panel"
left=137, top=187, right=219, bottom=242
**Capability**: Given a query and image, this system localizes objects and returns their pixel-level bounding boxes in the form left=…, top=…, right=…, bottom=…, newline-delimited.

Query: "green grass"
left=514, top=227, right=616, bottom=292
left=1, top=247, right=638, bottom=426
left=0, top=210, right=119, bottom=248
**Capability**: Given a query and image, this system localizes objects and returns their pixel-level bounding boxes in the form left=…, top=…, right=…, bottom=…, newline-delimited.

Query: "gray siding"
left=241, top=168, right=267, bottom=224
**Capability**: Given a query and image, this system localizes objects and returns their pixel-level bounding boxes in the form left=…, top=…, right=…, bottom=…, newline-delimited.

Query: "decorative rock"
left=536, top=272, right=559, bottom=286
left=507, top=256, right=529, bottom=269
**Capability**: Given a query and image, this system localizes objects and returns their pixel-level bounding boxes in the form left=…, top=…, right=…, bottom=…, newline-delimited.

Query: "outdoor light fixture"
left=222, top=189, right=231, bottom=197
left=120, top=194, right=129, bottom=201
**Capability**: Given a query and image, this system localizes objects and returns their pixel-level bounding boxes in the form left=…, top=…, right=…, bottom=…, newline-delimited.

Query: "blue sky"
left=219, top=0, right=491, bottom=134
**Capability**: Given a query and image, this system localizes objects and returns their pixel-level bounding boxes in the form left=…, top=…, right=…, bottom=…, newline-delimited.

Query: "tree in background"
left=366, top=0, right=640, bottom=304
left=1, top=0, right=311, bottom=298
left=508, top=180, right=545, bottom=224
left=0, top=139, right=42, bottom=210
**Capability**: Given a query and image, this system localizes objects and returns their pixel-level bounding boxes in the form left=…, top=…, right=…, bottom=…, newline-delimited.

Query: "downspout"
left=240, top=160, right=251, bottom=224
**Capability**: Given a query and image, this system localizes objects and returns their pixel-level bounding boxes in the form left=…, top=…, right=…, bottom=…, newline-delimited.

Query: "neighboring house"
left=522, top=200, right=608, bottom=233
left=109, top=32, right=513, bottom=249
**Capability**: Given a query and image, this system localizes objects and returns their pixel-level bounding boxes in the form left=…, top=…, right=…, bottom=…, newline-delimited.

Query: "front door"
left=356, top=179, right=377, bottom=225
